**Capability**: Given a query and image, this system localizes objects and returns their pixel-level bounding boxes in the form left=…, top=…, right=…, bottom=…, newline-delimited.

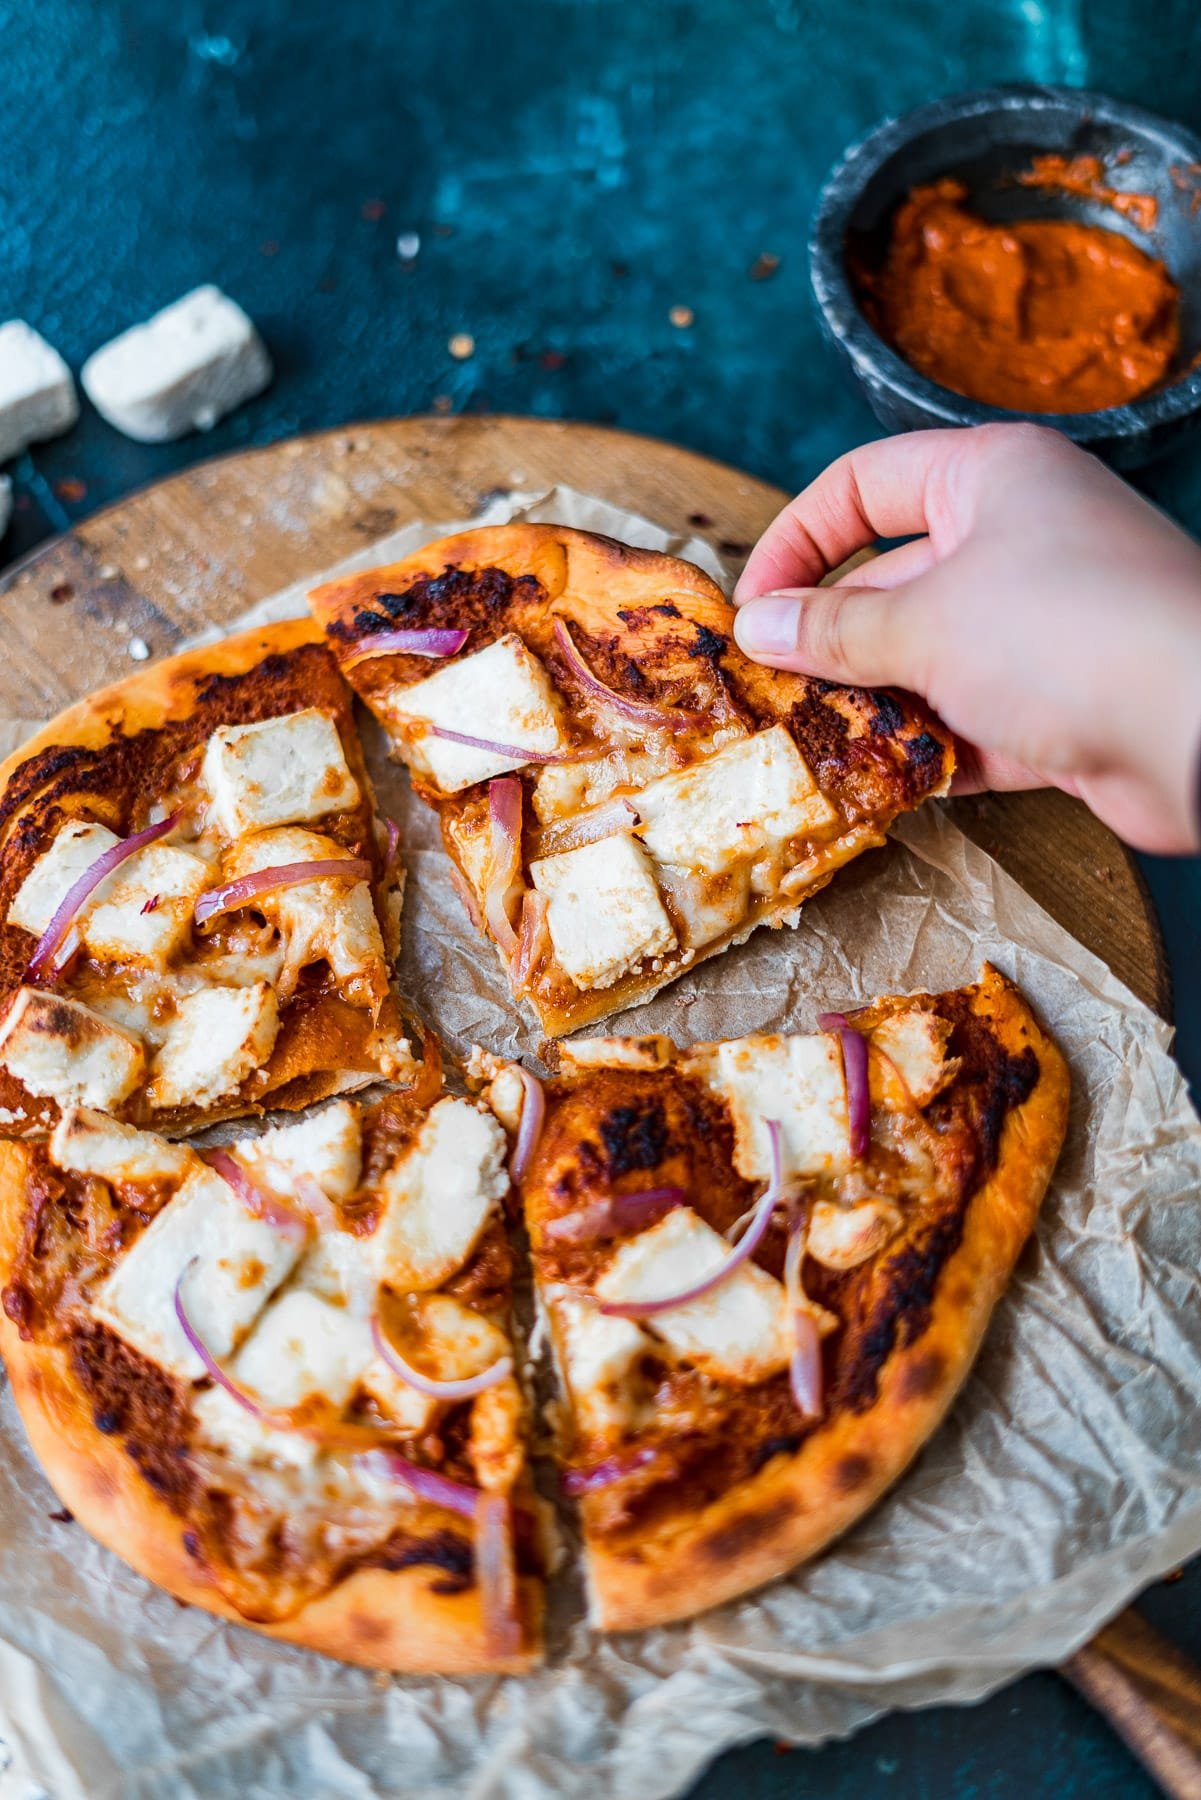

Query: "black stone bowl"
left=809, top=86, right=1201, bottom=469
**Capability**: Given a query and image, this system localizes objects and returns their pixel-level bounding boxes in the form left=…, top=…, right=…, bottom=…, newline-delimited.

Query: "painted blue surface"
left=1, top=2, right=1199, bottom=1794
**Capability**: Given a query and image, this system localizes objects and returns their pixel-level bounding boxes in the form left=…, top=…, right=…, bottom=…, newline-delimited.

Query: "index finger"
left=734, top=427, right=985, bottom=603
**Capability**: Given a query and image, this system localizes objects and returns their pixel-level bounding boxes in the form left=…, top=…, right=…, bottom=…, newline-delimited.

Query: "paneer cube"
left=8, top=820, right=120, bottom=938
left=531, top=833, right=676, bottom=990
left=594, top=1207, right=792, bottom=1384
left=550, top=1288, right=653, bottom=1441
left=807, top=1197, right=903, bottom=1270
left=374, top=1097, right=508, bottom=1290
left=388, top=633, right=565, bottom=793
left=146, top=981, right=279, bottom=1110
left=871, top=1008, right=957, bottom=1107
left=228, top=1289, right=374, bottom=1410
left=233, top=1100, right=362, bottom=1202
left=225, top=827, right=386, bottom=1005
left=709, top=1032, right=850, bottom=1180
left=0, top=988, right=144, bottom=1110
left=634, top=725, right=838, bottom=875
left=0, top=321, right=79, bottom=462
left=201, top=709, right=359, bottom=838
left=93, top=1164, right=301, bottom=1378
left=82, top=842, right=209, bottom=968
left=50, top=1106, right=192, bottom=1184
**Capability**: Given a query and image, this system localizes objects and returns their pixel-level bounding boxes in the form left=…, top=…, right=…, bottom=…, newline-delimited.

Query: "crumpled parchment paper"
left=1, top=486, right=1200, bottom=1800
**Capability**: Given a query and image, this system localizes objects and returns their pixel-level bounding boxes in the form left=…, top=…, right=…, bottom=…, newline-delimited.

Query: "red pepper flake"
left=49, top=582, right=75, bottom=603
left=55, top=478, right=87, bottom=503
left=260, top=239, right=279, bottom=257
left=140, top=894, right=161, bottom=915
left=539, top=349, right=567, bottom=370
left=48, top=1507, right=74, bottom=1523
left=669, top=304, right=694, bottom=328
left=432, top=394, right=454, bottom=413
left=750, top=252, right=781, bottom=281
left=361, top=198, right=386, bottom=221
left=688, top=511, right=713, bottom=528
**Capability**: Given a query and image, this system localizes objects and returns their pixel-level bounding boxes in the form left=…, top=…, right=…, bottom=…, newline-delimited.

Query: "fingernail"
left=733, top=594, right=802, bottom=657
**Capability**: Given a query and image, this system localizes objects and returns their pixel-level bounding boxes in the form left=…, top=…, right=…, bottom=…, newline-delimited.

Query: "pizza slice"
left=479, top=965, right=1068, bottom=1631
left=0, top=621, right=414, bottom=1135
left=308, top=524, right=954, bottom=1036
left=0, top=1083, right=543, bottom=1671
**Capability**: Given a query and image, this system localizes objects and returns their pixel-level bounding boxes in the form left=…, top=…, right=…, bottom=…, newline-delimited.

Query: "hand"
left=732, top=424, right=1201, bottom=854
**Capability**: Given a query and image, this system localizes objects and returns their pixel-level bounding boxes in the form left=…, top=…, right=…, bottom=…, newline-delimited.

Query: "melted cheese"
left=92, top=1164, right=301, bottom=1378
left=201, top=708, right=360, bottom=837
left=633, top=725, right=838, bottom=875
left=234, top=1101, right=362, bottom=1201
left=8, top=820, right=119, bottom=937
left=594, top=1207, right=792, bottom=1384
left=531, top=833, right=676, bottom=990
left=50, top=1106, right=192, bottom=1184
left=709, top=1031, right=850, bottom=1179
left=373, top=1097, right=508, bottom=1290
left=0, top=988, right=144, bottom=1110
left=146, top=981, right=279, bottom=1110
left=550, top=1288, right=652, bottom=1441
left=82, top=842, right=209, bottom=969
left=388, top=633, right=565, bottom=793
left=225, top=827, right=386, bottom=1005
left=807, top=1197, right=903, bottom=1270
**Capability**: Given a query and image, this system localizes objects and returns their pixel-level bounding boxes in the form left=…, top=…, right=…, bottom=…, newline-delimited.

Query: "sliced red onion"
left=510, top=889, right=549, bottom=993
left=356, top=1447, right=481, bottom=1519
left=345, top=627, right=469, bottom=666
left=484, top=778, right=522, bottom=958
left=24, top=811, right=181, bottom=981
left=543, top=1186, right=686, bottom=1245
left=447, top=861, right=484, bottom=931
left=600, top=1120, right=783, bottom=1319
left=174, top=1264, right=301, bottom=1431
left=533, top=797, right=638, bottom=860
left=426, top=724, right=573, bottom=765
left=194, top=857, right=372, bottom=927
left=140, top=894, right=162, bottom=916
left=293, top=1175, right=338, bottom=1231
left=205, top=1150, right=311, bottom=1244
left=370, top=1314, right=512, bottom=1401
left=382, top=815, right=401, bottom=873
left=561, top=1445, right=659, bottom=1496
left=784, top=1220, right=824, bottom=1420
left=509, top=1066, right=545, bottom=1183
left=833, top=1026, right=871, bottom=1161
left=816, top=1010, right=848, bottom=1031
left=553, top=618, right=705, bottom=733
left=477, top=1493, right=521, bottom=1658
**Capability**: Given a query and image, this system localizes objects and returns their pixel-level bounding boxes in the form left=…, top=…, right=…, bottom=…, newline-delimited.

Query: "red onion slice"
left=510, top=890, right=549, bottom=993
left=819, top=1019, right=870, bottom=1162
left=293, top=1175, right=338, bottom=1231
left=195, top=858, right=372, bottom=927
left=476, top=1493, right=522, bottom=1658
left=553, top=618, right=705, bottom=733
left=561, top=1444, right=659, bottom=1497
left=543, top=1186, right=687, bottom=1245
left=484, top=778, right=523, bottom=957
left=356, top=1447, right=481, bottom=1519
left=174, top=1263, right=274, bottom=1417
left=426, top=724, right=574, bottom=765
left=509, top=1066, right=545, bottom=1183
left=600, top=1120, right=783, bottom=1319
left=816, top=1010, right=848, bottom=1031
left=532, top=797, right=639, bottom=860
left=382, top=815, right=401, bottom=874
left=447, top=861, right=484, bottom=931
left=345, top=627, right=469, bottom=666
left=204, top=1150, right=311, bottom=1245
left=784, top=1219, right=824, bottom=1420
left=370, top=1314, right=512, bottom=1401
left=24, top=811, right=181, bottom=981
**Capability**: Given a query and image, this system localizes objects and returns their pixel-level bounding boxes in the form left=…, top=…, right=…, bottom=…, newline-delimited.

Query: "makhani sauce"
left=857, top=174, right=1180, bottom=414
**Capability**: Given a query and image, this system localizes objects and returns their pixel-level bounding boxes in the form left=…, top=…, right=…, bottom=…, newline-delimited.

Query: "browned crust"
left=309, top=525, right=953, bottom=1037
left=573, top=965, right=1069, bottom=1630
left=0, top=1137, right=541, bottom=1673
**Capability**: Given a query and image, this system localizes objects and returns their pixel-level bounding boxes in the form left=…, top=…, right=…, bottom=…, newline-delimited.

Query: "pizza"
left=0, top=621, right=414, bottom=1136
left=0, top=1084, right=544, bottom=1672
left=479, top=964, right=1068, bottom=1631
left=308, top=524, right=955, bottom=1036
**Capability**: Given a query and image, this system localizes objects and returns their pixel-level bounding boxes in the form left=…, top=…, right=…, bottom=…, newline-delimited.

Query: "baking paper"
left=1, top=486, right=1200, bottom=1800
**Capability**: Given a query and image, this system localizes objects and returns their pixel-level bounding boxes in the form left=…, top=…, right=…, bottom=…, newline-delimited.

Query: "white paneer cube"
left=0, top=475, right=11, bottom=539
left=93, top=1164, right=301, bottom=1379
left=550, top=1288, right=652, bottom=1441
left=594, top=1207, right=792, bottom=1384
left=201, top=708, right=360, bottom=838
left=192, top=1386, right=321, bottom=1473
left=146, top=981, right=279, bottom=1110
left=871, top=1009, right=954, bottom=1107
left=531, top=832, right=676, bottom=990
left=0, top=989, right=144, bottom=1110
left=80, top=286, right=271, bottom=443
left=374, top=1097, right=508, bottom=1290
left=634, top=725, right=838, bottom=875
left=8, top=820, right=120, bottom=938
left=0, top=321, right=79, bottom=462
left=388, top=633, right=566, bottom=793
left=228, top=1289, right=374, bottom=1410
left=225, top=827, right=385, bottom=1002
left=710, top=1032, right=850, bottom=1180
left=82, top=842, right=209, bottom=968
left=362, top=1295, right=510, bottom=1439
left=50, top=1106, right=192, bottom=1185
left=234, top=1100, right=362, bottom=1202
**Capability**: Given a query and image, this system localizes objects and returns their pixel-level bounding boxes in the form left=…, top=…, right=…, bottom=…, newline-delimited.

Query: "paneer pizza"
left=308, top=524, right=956, bottom=1035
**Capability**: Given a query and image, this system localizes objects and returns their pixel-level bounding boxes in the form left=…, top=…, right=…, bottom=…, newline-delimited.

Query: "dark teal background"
left=3, top=2, right=1200, bottom=1794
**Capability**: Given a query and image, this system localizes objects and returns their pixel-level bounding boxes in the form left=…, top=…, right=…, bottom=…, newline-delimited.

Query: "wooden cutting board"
left=0, top=414, right=1193, bottom=1794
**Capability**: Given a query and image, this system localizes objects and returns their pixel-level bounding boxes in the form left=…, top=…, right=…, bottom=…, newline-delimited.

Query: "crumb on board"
left=448, top=333, right=475, bottom=360
left=396, top=232, right=420, bottom=260
left=128, top=636, right=150, bottom=661
left=669, top=305, right=694, bottom=328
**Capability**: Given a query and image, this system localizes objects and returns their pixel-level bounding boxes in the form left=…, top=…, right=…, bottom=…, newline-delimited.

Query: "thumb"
left=732, top=584, right=929, bottom=690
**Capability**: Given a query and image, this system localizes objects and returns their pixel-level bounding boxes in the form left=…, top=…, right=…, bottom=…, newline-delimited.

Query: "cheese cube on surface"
left=711, top=1032, right=850, bottom=1180
left=8, top=820, right=121, bottom=938
left=226, top=827, right=385, bottom=1002
left=550, top=1288, right=653, bottom=1441
left=871, top=1008, right=955, bottom=1107
left=531, top=833, right=676, bottom=990
left=0, top=988, right=144, bottom=1110
left=374, top=1097, right=508, bottom=1290
left=202, top=709, right=360, bottom=838
left=146, top=980, right=279, bottom=1110
left=229, top=1289, right=374, bottom=1409
left=80, top=286, right=271, bottom=443
left=0, top=321, right=79, bottom=462
left=50, top=1106, right=192, bottom=1184
left=82, top=842, right=209, bottom=968
left=389, top=633, right=565, bottom=793
left=634, top=725, right=838, bottom=875
left=93, top=1164, right=300, bottom=1379
left=234, top=1100, right=362, bottom=1202
left=595, top=1207, right=792, bottom=1384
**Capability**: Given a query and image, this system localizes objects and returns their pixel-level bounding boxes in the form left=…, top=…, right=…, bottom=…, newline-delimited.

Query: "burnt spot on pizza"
left=700, top=1497, right=795, bottom=1564
left=750, top=1432, right=803, bottom=1473
left=898, top=1347, right=946, bottom=1403
left=905, top=730, right=948, bottom=779
left=691, top=621, right=727, bottom=663
left=367, top=1527, right=475, bottom=1594
left=71, top=1325, right=198, bottom=1514
left=869, top=692, right=907, bottom=736
left=328, top=564, right=544, bottom=648
left=598, top=1099, right=672, bottom=1178
left=616, top=601, right=683, bottom=627
left=832, top=1452, right=873, bottom=1493
left=346, top=1611, right=392, bottom=1649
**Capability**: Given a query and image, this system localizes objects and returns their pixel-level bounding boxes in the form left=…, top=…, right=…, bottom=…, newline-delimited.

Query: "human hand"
left=732, top=424, right=1201, bottom=853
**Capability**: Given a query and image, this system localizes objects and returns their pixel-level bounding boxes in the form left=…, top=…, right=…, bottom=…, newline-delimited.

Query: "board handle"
left=1062, top=1605, right=1201, bottom=1799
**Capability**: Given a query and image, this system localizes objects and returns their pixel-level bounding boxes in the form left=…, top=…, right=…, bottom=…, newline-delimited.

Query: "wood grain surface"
left=0, top=413, right=1184, bottom=1792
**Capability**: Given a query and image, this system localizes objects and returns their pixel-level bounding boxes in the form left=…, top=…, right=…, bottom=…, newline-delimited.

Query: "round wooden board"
left=0, top=413, right=1167, bottom=1015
